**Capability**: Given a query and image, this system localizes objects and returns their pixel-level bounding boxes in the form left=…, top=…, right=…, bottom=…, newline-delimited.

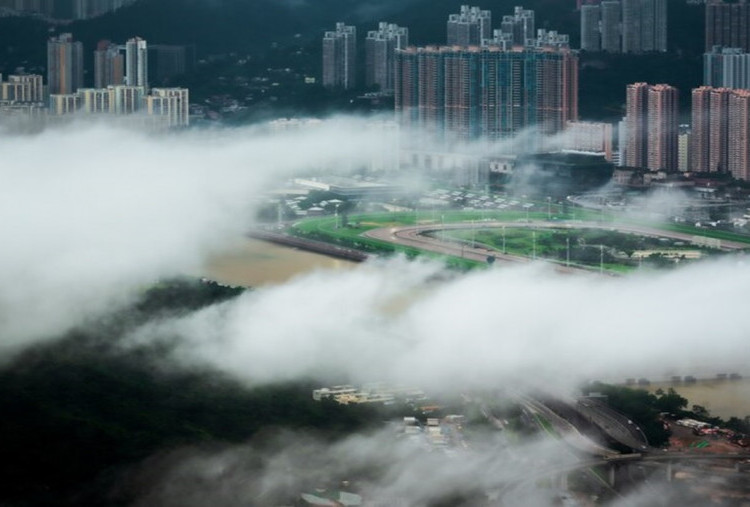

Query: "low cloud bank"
left=0, top=118, right=387, bottom=351
left=126, top=255, right=750, bottom=394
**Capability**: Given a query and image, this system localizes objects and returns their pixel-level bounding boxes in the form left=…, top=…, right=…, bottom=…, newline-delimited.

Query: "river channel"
left=201, top=237, right=356, bottom=287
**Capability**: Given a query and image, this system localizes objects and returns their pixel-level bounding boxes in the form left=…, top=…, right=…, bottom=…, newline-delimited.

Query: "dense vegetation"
left=0, top=279, right=378, bottom=506
left=585, top=382, right=750, bottom=448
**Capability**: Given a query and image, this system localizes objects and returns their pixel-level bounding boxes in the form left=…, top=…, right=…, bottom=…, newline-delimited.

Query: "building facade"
left=601, top=1, right=622, bottom=52
left=447, top=5, right=492, bottom=46
left=622, top=0, right=667, bottom=53
left=704, top=46, right=750, bottom=89
left=646, top=84, right=679, bottom=170
left=47, top=33, right=84, bottom=95
left=580, top=4, right=602, bottom=51
left=94, top=40, right=125, bottom=89
left=395, top=45, right=578, bottom=146
left=563, top=120, right=615, bottom=161
left=0, top=74, right=43, bottom=103
left=728, top=89, right=750, bottom=180
left=499, top=6, right=534, bottom=46
left=125, top=37, right=148, bottom=90
left=624, top=82, right=678, bottom=170
left=145, top=87, right=190, bottom=127
left=705, top=0, right=750, bottom=52
left=692, top=86, right=750, bottom=179
left=365, top=22, right=409, bottom=93
left=322, top=23, right=357, bottom=89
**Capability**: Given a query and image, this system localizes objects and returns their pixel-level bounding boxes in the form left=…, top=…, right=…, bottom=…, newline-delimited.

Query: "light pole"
left=547, top=196, right=552, bottom=220
left=502, top=226, right=506, bottom=254
left=335, top=203, right=340, bottom=229
left=600, top=244, right=604, bottom=274
left=566, top=237, right=570, bottom=267
left=532, top=230, right=537, bottom=260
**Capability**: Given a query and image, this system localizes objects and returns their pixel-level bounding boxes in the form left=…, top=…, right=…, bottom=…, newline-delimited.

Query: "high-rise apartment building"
left=499, top=6, right=535, bottom=46
left=704, top=46, right=750, bottom=89
left=691, top=86, right=712, bottom=171
left=47, top=33, right=84, bottom=95
left=447, top=5, right=491, bottom=46
left=646, top=84, right=679, bottom=170
left=624, top=82, right=678, bottom=170
left=601, top=1, right=622, bottom=52
left=692, top=86, right=750, bottom=179
left=94, top=40, right=124, bottom=88
left=322, top=23, right=357, bottom=89
left=705, top=0, right=750, bottom=52
left=365, top=22, right=409, bottom=93
left=395, top=45, right=578, bottom=145
left=581, top=4, right=602, bottom=51
left=678, top=128, right=691, bottom=171
left=624, top=82, right=649, bottom=167
left=728, top=89, right=750, bottom=180
left=622, top=0, right=667, bottom=53
left=125, top=37, right=148, bottom=90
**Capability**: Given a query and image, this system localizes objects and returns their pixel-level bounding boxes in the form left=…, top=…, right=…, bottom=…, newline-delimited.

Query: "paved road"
left=576, top=398, right=654, bottom=453
left=363, top=221, right=597, bottom=275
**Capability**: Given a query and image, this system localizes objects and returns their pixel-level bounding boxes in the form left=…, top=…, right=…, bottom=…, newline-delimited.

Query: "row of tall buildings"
left=691, top=86, right=750, bottom=179
left=619, top=82, right=750, bottom=180
left=580, top=0, right=667, bottom=53
left=48, top=33, right=194, bottom=94
left=395, top=5, right=575, bottom=146
left=622, top=82, right=679, bottom=170
left=0, top=0, right=134, bottom=19
left=322, top=5, right=567, bottom=93
left=1, top=33, right=189, bottom=127
left=323, top=6, right=576, bottom=148
left=323, top=21, right=410, bottom=92
left=394, top=45, right=578, bottom=144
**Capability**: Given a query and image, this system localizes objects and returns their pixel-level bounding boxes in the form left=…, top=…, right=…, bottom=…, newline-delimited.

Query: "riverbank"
left=201, top=238, right=356, bottom=287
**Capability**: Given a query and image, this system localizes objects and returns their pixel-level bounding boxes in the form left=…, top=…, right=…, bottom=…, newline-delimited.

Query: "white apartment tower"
left=145, top=87, right=190, bottom=127
left=499, top=6, right=535, bottom=46
left=322, top=23, right=357, bottom=89
left=125, top=37, right=148, bottom=90
left=365, top=22, right=409, bottom=93
left=447, top=5, right=492, bottom=46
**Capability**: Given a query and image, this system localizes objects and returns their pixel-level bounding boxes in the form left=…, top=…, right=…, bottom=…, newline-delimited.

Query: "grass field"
left=287, top=209, right=749, bottom=273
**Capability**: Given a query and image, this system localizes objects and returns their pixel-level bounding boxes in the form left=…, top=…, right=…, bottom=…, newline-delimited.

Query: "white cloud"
left=0, top=118, right=388, bottom=350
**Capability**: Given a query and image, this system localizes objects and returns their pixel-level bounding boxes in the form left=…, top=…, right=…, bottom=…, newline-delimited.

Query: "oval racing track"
left=362, top=220, right=748, bottom=274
